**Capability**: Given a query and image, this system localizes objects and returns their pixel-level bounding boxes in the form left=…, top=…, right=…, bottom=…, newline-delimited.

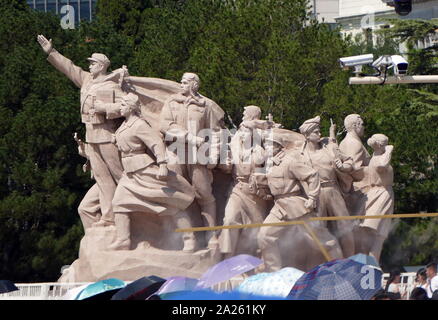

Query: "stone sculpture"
left=38, top=35, right=124, bottom=228
left=218, top=106, right=272, bottom=258
left=109, top=93, right=196, bottom=251
left=298, top=116, right=355, bottom=258
left=257, top=129, right=343, bottom=272
left=36, top=37, right=397, bottom=281
left=358, top=134, right=394, bottom=261
left=159, top=72, right=225, bottom=249
left=338, top=114, right=371, bottom=217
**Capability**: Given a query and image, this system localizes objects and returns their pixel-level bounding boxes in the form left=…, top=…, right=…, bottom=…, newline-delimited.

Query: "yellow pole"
left=175, top=213, right=438, bottom=233
left=302, top=222, right=332, bottom=262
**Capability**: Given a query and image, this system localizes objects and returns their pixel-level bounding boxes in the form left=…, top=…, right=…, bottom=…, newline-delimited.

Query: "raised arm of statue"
left=37, top=34, right=88, bottom=88
left=376, top=145, right=394, bottom=170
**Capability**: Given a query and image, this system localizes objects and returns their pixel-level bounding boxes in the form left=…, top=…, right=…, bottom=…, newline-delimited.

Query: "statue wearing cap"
left=298, top=115, right=356, bottom=258
left=218, top=105, right=272, bottom=259
left=257, top=128, right=343, bottom=272
left=37, top=35, right=126, bottom=229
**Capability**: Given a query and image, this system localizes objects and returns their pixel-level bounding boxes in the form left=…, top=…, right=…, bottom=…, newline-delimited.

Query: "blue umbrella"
left=288, top=259, right=383, bottom=300
left=195, top=254, right=262, bottom=289
left=76, top=278, right=126, bottom=300
left=162, top=289, right=288, bottom=300
left=348, top=254, right=380, bottom=268
left=236, top=267, right=304, bottom=298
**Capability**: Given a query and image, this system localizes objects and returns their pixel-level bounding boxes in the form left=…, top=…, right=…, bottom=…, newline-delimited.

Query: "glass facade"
left=26, top=0, right=97, bottom=23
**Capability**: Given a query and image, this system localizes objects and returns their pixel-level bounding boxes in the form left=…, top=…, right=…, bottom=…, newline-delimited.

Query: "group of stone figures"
left=38, top=35, right=394, bottom=272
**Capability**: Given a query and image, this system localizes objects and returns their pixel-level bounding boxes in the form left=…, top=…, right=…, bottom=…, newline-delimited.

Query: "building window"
left=26, top=0, right=96, bottom=23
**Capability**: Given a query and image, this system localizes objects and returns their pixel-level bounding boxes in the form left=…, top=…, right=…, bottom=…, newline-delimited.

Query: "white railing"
left=0, top=272, right=418, bottom=300
left=0, top=282, right=90, bottom=300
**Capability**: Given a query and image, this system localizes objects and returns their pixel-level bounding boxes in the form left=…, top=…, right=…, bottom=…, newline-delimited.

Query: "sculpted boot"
left=200, top=201, right=219, bottom=249
left=174, top=211, right=197, bottom=252
left=182, top=233, right=197, bottom=253
left=108, top=213, right=131, bottom=250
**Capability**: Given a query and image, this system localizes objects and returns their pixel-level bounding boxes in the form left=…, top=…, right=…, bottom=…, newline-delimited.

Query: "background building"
left=311, top=0, right=340, bottom=26
left=336, top=0, right=438, bottom=38
left=26, top=0, right=97, bottom=24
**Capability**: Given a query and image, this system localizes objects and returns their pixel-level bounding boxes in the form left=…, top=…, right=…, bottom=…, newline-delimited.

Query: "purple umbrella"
left=195, top=254, right=262, bottom=289
left=156, top=276, right=199, bottom=295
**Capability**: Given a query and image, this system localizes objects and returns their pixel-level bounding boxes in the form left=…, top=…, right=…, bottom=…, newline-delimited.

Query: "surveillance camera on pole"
left=339, top=54, right=374, bottom=75
left=391, top=55, right=408, bottom=76
left=341, top=52, right=438, bottom=85
left=372, top=55, right=408, bottom=76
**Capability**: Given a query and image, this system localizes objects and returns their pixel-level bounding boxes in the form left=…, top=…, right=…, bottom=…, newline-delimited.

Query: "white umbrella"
left=236, top=267, right=304, bottom=298
left=62, top=284, right=89, bottom=300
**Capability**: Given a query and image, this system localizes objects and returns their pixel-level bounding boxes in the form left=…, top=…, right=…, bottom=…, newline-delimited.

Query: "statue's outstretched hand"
left=37, top=35, right=53, bottom=54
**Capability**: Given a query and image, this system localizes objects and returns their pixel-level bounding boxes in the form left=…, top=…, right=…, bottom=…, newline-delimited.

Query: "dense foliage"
left=0, top=0, right=436, bottom=281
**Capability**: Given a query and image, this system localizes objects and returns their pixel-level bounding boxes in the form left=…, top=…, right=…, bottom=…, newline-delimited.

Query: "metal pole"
left=77, top=0, right=80, bottom=22
left=349, top=75, right=438, bottom=85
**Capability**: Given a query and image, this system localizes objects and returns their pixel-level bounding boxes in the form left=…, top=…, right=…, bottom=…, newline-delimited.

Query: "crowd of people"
left=373, top=262, right=438, bottom=300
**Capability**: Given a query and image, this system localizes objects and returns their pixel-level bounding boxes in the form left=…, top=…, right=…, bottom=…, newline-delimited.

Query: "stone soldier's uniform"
left=47, top=50, right=124, bottom=225
left=160, top=92, right=223, bottom=245
left=339, top=130, right=371, bottom=217
left=257, top=149, right=322, bottom=272
left=299, top=116, right=355, bottom=258
left=219, top=127, right=271, bottom=257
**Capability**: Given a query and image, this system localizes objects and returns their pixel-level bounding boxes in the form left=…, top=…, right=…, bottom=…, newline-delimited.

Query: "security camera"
left=372, top=55, right=408, bottom=76
left=339, top=54, right=374, bottom=73
left=391, top=55, right=408, bottom=75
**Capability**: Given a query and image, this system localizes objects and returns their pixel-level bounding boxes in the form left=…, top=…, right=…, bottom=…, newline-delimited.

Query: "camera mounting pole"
left=349, top=75, right=438, bottom=85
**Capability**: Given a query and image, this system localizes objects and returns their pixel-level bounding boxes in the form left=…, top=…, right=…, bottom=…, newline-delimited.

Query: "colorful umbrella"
left=288, top=259, right=383, bottom=300
left=156, top=276, right=198, bottom=295
left=236, top=267, right=304, bottom=298
left=75, top=278, right=126, bottom=300
left=111, top=276, right=165, bottom=300
left=195, top=254, right=262, bottom=290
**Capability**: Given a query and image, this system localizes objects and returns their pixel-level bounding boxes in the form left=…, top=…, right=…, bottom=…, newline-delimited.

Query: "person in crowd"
left=384, top=270, right=404, bottom=300
left=371, top=289, right=393, bottom=300
left=426, top=262, right=438, bottom=298
left=415, top=268, right=429, bottom=291
left=409, top=287, right=429, bottom=300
